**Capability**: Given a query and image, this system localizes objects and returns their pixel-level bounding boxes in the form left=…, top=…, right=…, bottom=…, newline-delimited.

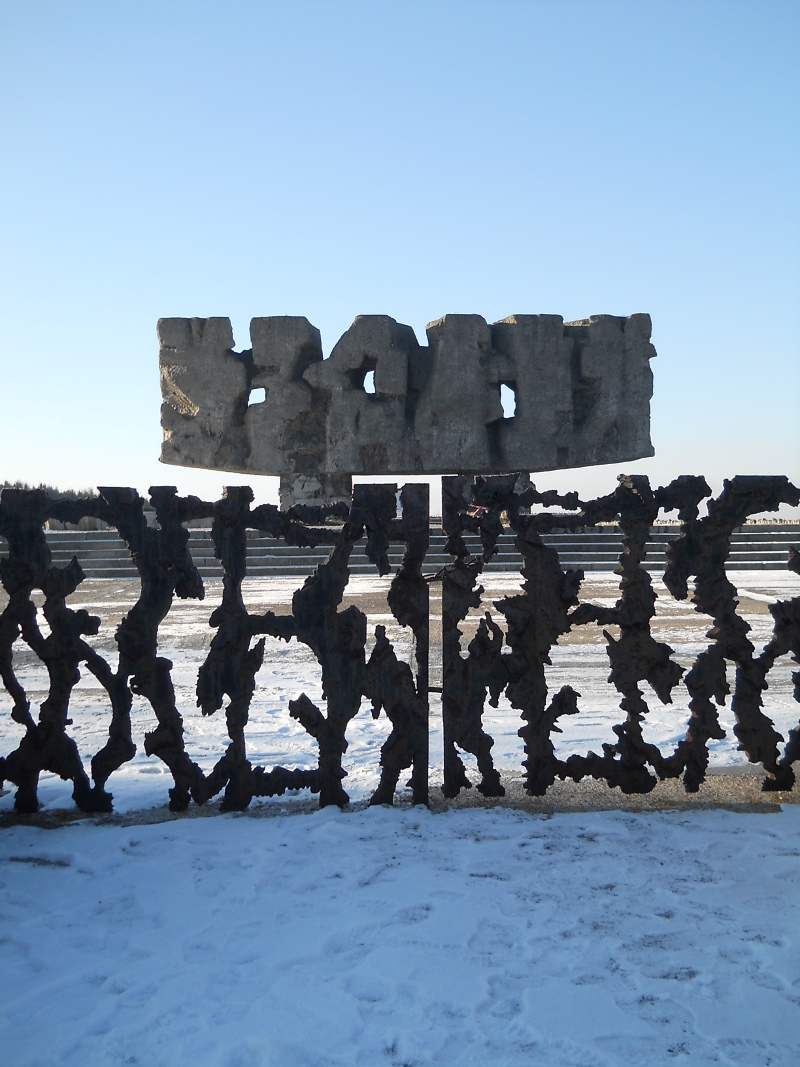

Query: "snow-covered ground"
left=2, top=571, right=800, bottom=1064
left=2, top=806, right=800, bottom=1065
left=2, top=572, right=798, bottom=813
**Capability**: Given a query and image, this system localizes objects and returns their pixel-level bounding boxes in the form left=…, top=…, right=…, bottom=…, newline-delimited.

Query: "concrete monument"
left=158, top=312, right=655, bottom=507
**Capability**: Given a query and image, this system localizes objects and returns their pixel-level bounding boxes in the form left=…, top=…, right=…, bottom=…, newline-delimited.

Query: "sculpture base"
left=279, top=472, right=353, bottom=510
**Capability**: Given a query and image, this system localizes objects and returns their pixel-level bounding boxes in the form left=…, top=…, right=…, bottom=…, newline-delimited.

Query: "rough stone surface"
left=159, top=313, right=655, bottom=502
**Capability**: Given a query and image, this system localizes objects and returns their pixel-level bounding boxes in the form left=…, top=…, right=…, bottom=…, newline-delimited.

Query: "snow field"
left=1, top=572, right=799, bottom=813
left=2, top=805, right=800, bottom=1065
left=2, top=572, right=800, bottom=1063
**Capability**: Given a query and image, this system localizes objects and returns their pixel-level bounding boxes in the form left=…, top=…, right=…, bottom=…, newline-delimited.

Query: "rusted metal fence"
left=0, top=474, right=798, bottom=815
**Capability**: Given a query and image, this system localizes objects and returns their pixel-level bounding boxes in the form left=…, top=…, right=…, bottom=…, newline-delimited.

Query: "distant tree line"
left=0, top=480, right=98, bottom=500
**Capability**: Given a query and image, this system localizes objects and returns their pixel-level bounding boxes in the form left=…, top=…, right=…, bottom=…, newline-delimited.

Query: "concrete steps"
left=1, top=524, right=797, bottom=580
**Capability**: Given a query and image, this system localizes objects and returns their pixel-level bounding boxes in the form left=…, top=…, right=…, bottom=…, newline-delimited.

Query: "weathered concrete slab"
left=159, top=312, right=655, bottom=505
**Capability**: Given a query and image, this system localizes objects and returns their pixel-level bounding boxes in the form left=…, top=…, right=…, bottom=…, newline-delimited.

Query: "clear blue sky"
left=2, top=0, right=798, bottom=513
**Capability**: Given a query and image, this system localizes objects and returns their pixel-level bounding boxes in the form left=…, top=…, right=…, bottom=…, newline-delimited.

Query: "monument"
left=158, top=312, right=655, bottom=506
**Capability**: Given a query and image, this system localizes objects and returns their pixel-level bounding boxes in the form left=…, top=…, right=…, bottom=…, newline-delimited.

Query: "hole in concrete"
left=346, top=361, right=377, bottom=392
left=248, top=387, right=266, bottom=406
left=500, top=382, right=516, bottom=419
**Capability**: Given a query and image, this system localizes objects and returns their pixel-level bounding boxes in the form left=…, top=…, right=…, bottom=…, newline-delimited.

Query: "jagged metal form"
left=0, top=483, right=429, bottom=813
left=0, top=475, right=798, bottom=816
left=440, top=473, right=800, bottom=798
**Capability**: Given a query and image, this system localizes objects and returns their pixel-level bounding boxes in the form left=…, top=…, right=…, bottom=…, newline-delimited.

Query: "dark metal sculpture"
left=441, top=473, right=799, bottom=798
left=0, top=475, right=798, bottom=815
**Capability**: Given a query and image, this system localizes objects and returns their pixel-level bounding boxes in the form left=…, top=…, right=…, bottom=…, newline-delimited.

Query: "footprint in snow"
left=392, top=903, right=433, bottom=925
